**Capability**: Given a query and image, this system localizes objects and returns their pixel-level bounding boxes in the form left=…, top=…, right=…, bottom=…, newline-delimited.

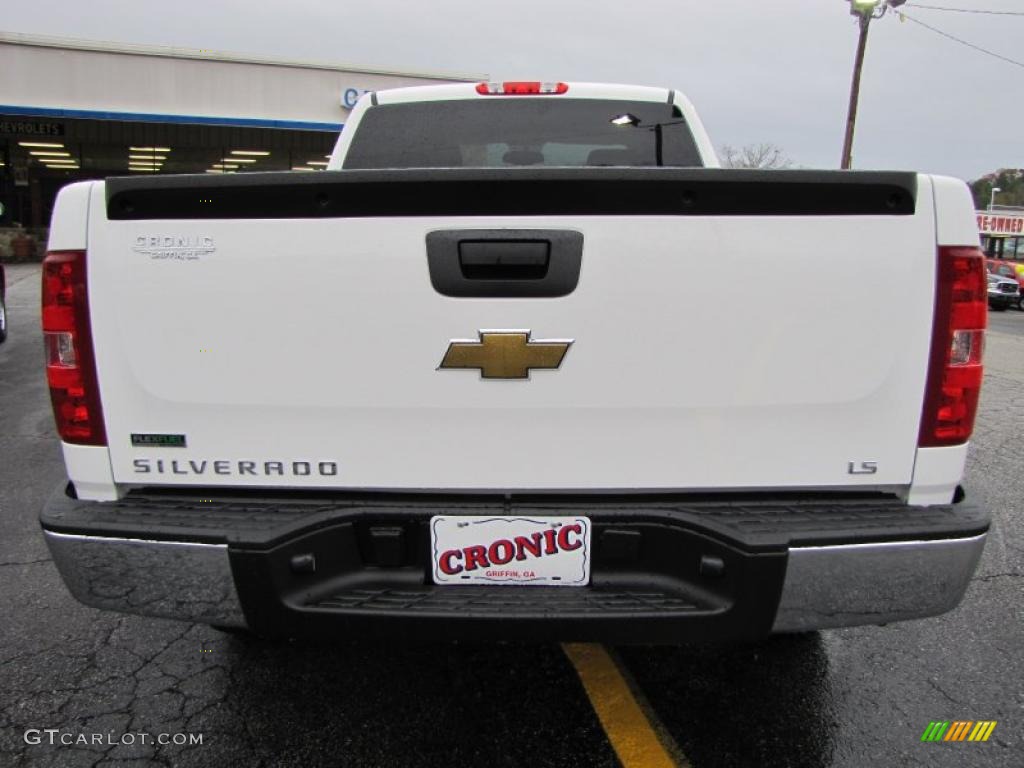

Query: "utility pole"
left=841, top=12, right=872, bottom=169
left=841, top=0, right=905, bottom=169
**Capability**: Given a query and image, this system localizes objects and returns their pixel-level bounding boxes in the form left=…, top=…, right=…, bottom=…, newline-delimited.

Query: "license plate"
left=430, top=515, right=591, bottom=586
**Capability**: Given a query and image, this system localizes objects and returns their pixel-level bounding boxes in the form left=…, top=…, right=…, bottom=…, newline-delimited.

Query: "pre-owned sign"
left=977, top=212, right=1024, bottom=235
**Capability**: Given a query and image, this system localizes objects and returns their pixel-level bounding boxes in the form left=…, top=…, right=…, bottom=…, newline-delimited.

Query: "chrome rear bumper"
left=43, top=531, right=247, bottom=628
left=43, top=527, right=987, bottom=635
left=771, top=534, right=986, bottom=632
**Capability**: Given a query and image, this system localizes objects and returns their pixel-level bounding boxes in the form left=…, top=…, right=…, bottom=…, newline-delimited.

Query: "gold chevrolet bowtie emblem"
left=439, top=331, right=573, bottom=379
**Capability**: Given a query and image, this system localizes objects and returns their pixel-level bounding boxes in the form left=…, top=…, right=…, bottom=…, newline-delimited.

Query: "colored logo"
left=921, top=721, right=997, bottom=742
left=439, top=331, right=572, bottom=379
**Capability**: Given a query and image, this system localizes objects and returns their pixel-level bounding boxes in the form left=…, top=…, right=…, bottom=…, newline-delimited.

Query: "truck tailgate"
left=87, top=169, right=934, bottom=491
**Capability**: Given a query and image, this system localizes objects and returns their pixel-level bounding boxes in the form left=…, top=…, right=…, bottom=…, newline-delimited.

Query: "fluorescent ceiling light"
left=291, top=167, right=315, bottom=171
left=222, top=157, right=256, bottom=163
left=41, top=160, right=79, bottom=166
left=230, top=150, right=270, bottom=156
left=129, top=147, right=170, bottom=152
left=211, top=164, right=239, bottom=169
left=19, top=142, right=65, bottom=148
left=30, top=151, right=71, bottom=157
left=129, top=168, right=158, bottom=172
left=129, top=155, right=166, bottom=161
left=306, top=161, right=328, bottom=166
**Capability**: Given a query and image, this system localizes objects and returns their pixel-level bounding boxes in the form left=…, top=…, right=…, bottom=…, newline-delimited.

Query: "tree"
left=719, top=143, right=793, bottom=169
left=969, top=169, right=1024, bottom=211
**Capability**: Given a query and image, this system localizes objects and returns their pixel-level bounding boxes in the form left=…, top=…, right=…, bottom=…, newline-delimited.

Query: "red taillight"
left=475, top=81, right=569, bottom=96
left=42, top=250, right=106, bottom=445
left=919, top=246, right=987, bottom=447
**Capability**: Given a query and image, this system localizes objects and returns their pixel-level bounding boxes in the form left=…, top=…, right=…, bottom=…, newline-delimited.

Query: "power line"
left=899, top=12, right=1024, bottom=69
left=905, top=4, right=1024, bottom=16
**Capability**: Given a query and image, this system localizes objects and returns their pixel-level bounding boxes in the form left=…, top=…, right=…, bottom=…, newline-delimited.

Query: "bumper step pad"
left=310, top=586, right=707, bottom=615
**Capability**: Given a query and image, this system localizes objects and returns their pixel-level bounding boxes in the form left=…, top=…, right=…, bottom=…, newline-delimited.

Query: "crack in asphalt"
left=0, top=558, right=53, bottom=567
left=973, top=571, right=1023, bottom=582
left=925, top=677, right=964, bottom=707
left=1, top=616, right=238, bottom=766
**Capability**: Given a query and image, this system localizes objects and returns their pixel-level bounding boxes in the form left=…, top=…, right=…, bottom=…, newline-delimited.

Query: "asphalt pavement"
left=1, top=263, right=1021, bottom=767
left=988, top=308, right=1024, bottom=337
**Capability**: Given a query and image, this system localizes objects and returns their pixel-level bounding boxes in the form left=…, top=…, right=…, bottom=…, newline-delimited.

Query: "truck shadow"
left=195, top=630, right=834, bottom=767
left=617, top=632, right=836, bottom=767
left=203, top=632, right=620, bottom=767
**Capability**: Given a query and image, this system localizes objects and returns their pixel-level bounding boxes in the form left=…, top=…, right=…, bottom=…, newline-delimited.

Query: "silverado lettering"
left=132, top=458, right=339, bottom=476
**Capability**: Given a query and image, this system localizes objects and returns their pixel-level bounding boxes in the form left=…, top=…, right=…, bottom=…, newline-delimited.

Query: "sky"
left=6, top=0, right=1022, bottom=181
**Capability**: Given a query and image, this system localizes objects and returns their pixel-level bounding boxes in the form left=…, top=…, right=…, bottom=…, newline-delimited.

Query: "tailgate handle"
left=427, top=229, right=582, bottom=298
left=458, top=241, right=550, bottom=280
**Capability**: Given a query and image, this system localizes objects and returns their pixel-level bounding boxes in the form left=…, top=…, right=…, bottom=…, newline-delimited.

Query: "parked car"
left=0, top=262, right=7, bottom=344
left=987, top=259, right=1024, bottom=310
left=987, top=271, right=1019, bottom=311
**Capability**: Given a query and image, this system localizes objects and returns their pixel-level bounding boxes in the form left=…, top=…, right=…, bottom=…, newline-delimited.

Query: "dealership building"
left=0, top=32, right=482, bottom=231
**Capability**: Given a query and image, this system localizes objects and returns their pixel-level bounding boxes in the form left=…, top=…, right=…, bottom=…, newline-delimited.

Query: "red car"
left=986, top=259, right=1024, bottom=310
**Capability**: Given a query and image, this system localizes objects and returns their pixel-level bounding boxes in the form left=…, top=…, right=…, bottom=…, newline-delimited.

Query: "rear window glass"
left=343, top=99, right=703, bottom=169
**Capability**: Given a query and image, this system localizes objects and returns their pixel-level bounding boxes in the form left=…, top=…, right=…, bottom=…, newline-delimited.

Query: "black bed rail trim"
left=41, top=484, right=987, bottom=553
left=105, top=168, right=917, bottom=220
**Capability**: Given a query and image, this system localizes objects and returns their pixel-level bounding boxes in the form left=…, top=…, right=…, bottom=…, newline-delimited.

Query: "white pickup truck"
left=40, top=82, right=990, bottom=642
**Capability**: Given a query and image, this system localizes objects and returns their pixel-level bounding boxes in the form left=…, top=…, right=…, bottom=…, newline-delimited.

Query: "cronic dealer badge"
left=132, top=234, right=216, bottom=261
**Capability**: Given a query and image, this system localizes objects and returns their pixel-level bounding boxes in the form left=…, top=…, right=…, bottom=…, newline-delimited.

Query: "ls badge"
left=439, top=331, right=572, bottom=379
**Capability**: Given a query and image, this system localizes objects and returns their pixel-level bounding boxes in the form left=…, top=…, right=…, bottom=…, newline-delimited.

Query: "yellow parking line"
left=562, top=643, right=690, bottom=768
